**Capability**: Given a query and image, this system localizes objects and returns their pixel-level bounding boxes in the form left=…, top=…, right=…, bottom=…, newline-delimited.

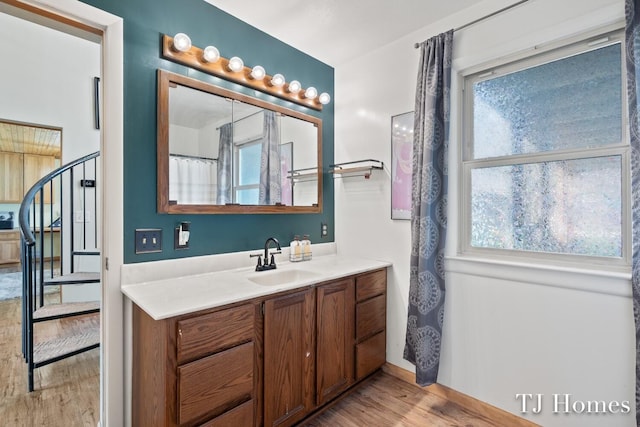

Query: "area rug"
left=0, top=272, right=59, bottom=301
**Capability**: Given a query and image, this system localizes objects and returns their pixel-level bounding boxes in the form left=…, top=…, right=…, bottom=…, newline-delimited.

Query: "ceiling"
left=0, top=121, right=61, bottom=157
left=203, top=0, right=478, bottom=66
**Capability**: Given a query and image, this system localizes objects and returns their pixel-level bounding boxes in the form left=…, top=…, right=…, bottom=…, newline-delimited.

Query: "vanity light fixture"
left=318, top=92, right=331, bottom=105
left=161, top=34, right=329, bottom=110
left=303, top=86, right=318, bottom=100
left=287, top=80, right=301, bottom=94
left=202, top=45, right=220, bottom=63
left=250, top=65, right=266, bottom=80
left=227, top=56, right=244, bottom=73
left=172, top=33, right=192, bottom=52
left=270, top=73, right=285, bottom=87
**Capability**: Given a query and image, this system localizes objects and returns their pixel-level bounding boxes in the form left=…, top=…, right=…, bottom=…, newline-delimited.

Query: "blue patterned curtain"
left=626, top=1, right=640, bottom=424
left=404, top=30, right=453, bottom=386
left=216, top=122, right=233, bottom=204
left=259, top=110, right=282, bottom=205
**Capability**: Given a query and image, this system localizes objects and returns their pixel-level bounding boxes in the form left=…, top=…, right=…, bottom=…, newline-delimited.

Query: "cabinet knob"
left=178, top=329, right=182, bottom=338
left=305, top=351, right=311, bottom=358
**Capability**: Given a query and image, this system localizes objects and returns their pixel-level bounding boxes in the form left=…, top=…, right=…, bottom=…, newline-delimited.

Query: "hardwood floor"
left=0, top=296, right=99, bottom=427
left=302, top=372, right=505, bottom=427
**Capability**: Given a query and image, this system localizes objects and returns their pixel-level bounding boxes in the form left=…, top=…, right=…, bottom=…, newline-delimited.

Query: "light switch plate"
left=135, top=228, right=162, bottom=254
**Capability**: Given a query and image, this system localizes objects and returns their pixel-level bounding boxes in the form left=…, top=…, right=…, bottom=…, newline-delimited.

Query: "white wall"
left=0, top=11, right=101, bottom=254
left=0, top=12, right=100, bottom=162
left=334, top=0, right=635, bottom=426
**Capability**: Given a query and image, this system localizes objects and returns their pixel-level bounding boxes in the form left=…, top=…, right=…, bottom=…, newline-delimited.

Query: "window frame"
left=459, top=27, right=631, bottom=271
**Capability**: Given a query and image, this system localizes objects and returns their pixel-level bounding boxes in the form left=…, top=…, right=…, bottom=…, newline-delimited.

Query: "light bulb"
left=271, top=73, right=285, bottom=87
left=202, top=46, right=220, bottom=63
left=304, top=86, right=318, bottom=99
left=250, top=65, right=266, bottom=80
left=228, top=56, right=244, bottom=72
left=287, top=80, right=301, bottom=94
left=173, top=33, right=192, bottom=52
left=318, top=92, right=331, bottom=104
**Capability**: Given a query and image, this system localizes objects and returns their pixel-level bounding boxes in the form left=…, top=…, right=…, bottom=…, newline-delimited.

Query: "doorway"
left=0, top=1, right=124, bottom=425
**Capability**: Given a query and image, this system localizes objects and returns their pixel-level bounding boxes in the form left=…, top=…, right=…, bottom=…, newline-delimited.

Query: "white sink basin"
left=247, top=268, right=321, bottom=286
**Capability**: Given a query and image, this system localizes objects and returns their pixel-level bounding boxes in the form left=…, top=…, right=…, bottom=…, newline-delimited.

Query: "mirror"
left=157, top=69, right=322, bottom=214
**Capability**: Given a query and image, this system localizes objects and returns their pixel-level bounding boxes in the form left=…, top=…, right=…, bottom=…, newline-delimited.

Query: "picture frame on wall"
left=391, top=111, right=414, bottom=220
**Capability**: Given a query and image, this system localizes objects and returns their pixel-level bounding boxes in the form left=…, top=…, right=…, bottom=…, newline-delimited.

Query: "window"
left=234, top=138, right=261, bottom=204
left=462, top=29, right=629, bottom=267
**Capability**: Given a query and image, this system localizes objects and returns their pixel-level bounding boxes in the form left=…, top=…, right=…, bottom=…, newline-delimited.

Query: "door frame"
left=13, top=1, right=124, bottom=425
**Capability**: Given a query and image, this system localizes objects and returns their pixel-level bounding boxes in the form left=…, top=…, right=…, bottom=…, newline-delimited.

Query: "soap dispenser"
left=290, top=235, right=302, bottom=262
left=302, top=235, right=312, bottom=261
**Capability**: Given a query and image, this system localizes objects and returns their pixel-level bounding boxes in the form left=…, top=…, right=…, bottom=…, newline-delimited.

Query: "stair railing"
left=18, top=151, right=100, bottom=387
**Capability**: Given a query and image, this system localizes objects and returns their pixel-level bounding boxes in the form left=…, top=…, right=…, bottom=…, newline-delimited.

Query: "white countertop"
left=121, top=254, right=391, bottom=320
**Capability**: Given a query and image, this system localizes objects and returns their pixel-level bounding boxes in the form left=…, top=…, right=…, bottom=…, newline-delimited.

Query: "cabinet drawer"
left=177, top=304, right=254, bottom=364
left=355, top=269, right=386, bottom=302
left=199, top=399, right=253, bottom=427
left=355, top=331, right=386, bottom=380
left=356, top=294, right=386, bottom=340
left=178, top=342, right=254, bottom=426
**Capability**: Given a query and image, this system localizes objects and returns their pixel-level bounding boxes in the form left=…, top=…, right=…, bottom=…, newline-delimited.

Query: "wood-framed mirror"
left=157, top=69, right=323, bottom=214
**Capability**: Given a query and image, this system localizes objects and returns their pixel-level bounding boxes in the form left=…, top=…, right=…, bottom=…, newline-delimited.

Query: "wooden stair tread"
left=33, top=324, right=100, bottom=365
left=33, top=301, right=100, bottom=321
left=44, top=272, right=100, bottom=285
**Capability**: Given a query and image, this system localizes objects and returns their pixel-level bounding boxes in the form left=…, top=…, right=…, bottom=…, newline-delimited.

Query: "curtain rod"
left=216, top=109, right=285, bottom=130
left=414, top=0, right=530, bottom=48
left=215, top=109, right=266, bottom=130
left=170, top=153, right=218, bottom=162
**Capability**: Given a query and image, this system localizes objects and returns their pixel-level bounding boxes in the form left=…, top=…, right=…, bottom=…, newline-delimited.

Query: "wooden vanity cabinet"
left=354, top=269, right=387, bottom=380
left=316, top=278, right=355, bottom=406
left=132, top=302, right=258, bottom=427
left=132, top=267, right=387, bottom=427
left=263, top=271, right=385, bottom=426
left=263, top=288, right=315, bottom=427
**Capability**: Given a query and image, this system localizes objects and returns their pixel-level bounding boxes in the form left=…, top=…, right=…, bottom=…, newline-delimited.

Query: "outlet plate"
left=174, top=227, right=189, bottom=250
left=321, top=222, right=328, bottom=238
left=135, top=228, right=162, bottom=254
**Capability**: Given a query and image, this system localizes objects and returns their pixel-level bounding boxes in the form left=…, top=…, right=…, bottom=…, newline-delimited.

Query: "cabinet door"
left=0, top=232, right=20, bottom=264
left=23, top=154, right=56, bottom=203
left=0, top=152, right=23, bottom=203
left=316, top=278, right=354, bottom=406
left=263, top=289, right=315, bottom=427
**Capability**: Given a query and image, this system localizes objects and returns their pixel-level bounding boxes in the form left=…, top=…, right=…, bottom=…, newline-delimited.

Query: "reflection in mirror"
left=158, top=69, right=322, bottom=214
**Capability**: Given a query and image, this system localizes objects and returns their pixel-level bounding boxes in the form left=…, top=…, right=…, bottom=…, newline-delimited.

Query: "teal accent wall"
left=81, top=0, right=335, bottom=263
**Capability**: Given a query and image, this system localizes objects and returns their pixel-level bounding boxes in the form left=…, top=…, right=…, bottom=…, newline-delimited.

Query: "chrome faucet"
left=251, top=237, right=281, bottom=271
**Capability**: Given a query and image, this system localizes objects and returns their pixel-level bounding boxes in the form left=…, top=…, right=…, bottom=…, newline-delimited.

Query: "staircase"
left=19, top=151, right=100, bottom=392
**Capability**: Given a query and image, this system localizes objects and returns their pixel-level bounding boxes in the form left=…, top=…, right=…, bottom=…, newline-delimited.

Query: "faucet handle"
left=268, top=252, right=281, bottom=267
left=250, top=253, right=263, bottom=270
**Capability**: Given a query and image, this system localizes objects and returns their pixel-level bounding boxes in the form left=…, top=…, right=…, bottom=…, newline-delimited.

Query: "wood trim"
left=156, top=69, right=323, bottom=215
left=382, top=363, right=541, bottom=427
left=0, top=0, right=103, bottom=36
